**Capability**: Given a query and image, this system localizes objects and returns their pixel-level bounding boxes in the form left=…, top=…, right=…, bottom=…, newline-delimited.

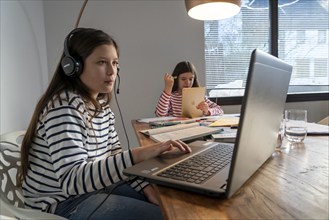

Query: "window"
left=318, top=30, right=327, bottom=44
left=205, top=0, right=329, bottom=99
left=296, top=30, right=305, bottom=44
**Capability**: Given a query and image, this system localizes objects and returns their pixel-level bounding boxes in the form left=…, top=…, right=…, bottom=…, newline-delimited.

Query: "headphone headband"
left=61, top=28, right=84, bottom=77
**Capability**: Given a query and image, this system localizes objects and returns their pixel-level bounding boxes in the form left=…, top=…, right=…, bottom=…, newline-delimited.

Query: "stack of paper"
left=149, top=118, right=197, bottom=127
left=209, top=117, right=240, bottom=127
left=211, top=128, right=237, bottom=143
left=306, top=123, right=329, bottom=135
left=140, top=122, right=222, bottom=142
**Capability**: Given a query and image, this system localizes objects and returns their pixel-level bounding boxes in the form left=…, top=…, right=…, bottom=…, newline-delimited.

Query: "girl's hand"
left=132, top=139, right=191, bottom=164
left=197, top=101, right=210, bottom=116
left=163, top=73, right=175, bottom=95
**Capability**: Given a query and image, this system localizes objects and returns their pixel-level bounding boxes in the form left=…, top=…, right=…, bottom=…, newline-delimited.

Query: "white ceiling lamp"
left=185, top=0, right=241, bottom=20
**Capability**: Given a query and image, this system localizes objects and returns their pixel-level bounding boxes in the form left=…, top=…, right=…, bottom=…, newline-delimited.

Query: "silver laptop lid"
left=226, top=49, right=292, bottom=197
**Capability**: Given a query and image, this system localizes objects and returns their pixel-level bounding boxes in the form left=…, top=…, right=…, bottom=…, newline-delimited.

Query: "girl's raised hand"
left=163, top=73, right=175, bottom=95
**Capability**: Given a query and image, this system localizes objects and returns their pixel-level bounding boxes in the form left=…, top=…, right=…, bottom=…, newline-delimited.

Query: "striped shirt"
left=22, top=91, right=148, bottom=213
left=155, top=91, right=224, bottom=117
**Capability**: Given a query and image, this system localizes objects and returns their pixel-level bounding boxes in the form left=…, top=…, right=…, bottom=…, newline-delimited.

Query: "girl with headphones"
left=19, top=28, right=190, bottom=220
left=155, top=61, right=224, bottom=117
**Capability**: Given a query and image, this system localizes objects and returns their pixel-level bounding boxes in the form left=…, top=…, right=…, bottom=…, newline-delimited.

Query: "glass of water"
left=284, top=109, right=307, bottom=143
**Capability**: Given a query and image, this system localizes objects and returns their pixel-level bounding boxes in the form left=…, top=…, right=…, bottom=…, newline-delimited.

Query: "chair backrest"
left=0, top=130, right=26, bottom=208
left=0, top=130, right=67, bottom=219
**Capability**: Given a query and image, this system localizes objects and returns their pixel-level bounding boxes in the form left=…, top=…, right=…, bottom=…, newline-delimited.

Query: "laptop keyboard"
left=157, top=143, right=233, bottom=184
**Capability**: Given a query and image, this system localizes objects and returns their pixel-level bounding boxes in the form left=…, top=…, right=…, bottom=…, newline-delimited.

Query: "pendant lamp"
left=185, top=0, right=241, bottom=20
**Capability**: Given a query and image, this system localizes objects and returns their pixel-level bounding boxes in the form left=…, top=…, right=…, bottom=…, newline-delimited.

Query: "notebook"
left=181, top=87, right=206, bottom=118
left=124, top=49, right=292, bottom=198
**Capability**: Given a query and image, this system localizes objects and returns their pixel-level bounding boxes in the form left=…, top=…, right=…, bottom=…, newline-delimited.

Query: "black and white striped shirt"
left=22, top=91, right=147, bottom=213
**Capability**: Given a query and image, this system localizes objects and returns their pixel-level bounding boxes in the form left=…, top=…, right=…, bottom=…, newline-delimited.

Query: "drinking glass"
left=284, top=109, right=307, bottom=143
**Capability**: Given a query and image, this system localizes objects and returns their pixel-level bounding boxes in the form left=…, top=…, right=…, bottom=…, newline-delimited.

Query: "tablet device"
left=181, top=87, right=205, bottom=118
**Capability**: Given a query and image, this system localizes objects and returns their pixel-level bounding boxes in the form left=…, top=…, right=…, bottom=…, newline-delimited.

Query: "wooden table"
left=132, top=120, right=329, bottom=219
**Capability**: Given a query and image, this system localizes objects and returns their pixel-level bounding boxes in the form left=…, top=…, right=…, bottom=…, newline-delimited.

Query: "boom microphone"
left=116, top=67, right=120, bottom=94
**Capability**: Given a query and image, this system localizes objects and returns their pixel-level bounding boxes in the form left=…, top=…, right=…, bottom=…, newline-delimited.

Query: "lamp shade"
left=185, top=0, right=241, bottom=20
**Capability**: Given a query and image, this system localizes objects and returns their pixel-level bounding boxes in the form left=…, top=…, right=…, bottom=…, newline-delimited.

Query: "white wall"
left=0, top=0, right=48, bottom=135
left=0, top=0, right=47, bottom=217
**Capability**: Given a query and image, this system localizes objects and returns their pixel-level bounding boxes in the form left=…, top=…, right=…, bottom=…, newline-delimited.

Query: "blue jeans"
left=54, top=182, right=163, bottom=220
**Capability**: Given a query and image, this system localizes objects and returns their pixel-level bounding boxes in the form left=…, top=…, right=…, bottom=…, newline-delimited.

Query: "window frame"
left=210, top=92, right=329, bottom=106
left=208, top=0, right=329, bottom=106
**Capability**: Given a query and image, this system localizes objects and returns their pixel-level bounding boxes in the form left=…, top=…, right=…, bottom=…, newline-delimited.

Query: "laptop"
left=181, top=87, right=206, bottom=118
left=124, top=49, right=292, bottom=198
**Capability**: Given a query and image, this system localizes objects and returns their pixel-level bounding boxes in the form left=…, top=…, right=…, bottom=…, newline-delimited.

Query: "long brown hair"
left=19, top=28, right=119, bottom=184
left=171, top=61, right=200, bottom=92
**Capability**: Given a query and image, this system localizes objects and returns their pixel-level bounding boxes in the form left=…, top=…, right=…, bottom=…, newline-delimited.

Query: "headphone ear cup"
left=61, top=28, right=83, bottom=77
left=61, top=54, right=83, bottom=77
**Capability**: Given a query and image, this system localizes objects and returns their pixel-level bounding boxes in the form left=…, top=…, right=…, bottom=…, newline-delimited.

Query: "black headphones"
left=61, top=28, right=121, bottom=93
left=61, top=28, right=83, bottom=77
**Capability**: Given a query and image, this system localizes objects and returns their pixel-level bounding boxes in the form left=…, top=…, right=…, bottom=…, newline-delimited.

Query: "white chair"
left=0, top=130, right=67, bottom=220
